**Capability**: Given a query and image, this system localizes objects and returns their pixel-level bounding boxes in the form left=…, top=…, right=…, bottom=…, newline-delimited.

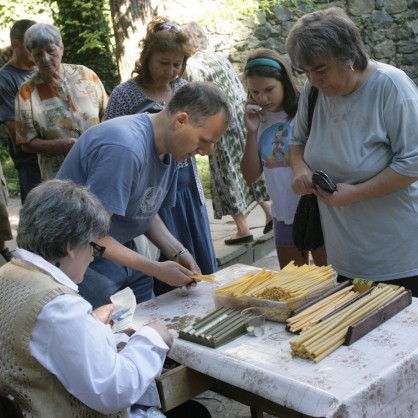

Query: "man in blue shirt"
left=57, top=82, right=231, bottom=307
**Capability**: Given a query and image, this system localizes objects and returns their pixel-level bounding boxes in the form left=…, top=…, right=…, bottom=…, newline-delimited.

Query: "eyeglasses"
left=90, top=242, right=106, bottom=258
left=154, top=22, right=182, bottom=33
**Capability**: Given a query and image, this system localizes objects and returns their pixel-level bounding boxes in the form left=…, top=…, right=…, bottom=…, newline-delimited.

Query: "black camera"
left=312, top=170, right=337, bottom=193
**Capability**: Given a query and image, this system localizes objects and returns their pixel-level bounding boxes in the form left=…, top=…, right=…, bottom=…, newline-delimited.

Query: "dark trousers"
left=17, top=163, right=41, bottom=204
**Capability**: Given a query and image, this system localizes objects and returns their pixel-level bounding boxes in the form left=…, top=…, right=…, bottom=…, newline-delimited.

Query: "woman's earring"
left=350, top=65, right=354, bottom=71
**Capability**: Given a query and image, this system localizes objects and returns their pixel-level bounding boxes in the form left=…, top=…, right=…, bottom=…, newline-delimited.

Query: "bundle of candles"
left=179, top=307, right=247, bottom=348
left=190, top=273, right=220, bottom=284
left=289, top=284, right=409, bottom=362
left=215, top=263, right=335, bottom=301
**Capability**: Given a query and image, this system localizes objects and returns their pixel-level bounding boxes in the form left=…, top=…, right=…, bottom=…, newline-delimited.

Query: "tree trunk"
left=109, top=0, right=154, bottom=82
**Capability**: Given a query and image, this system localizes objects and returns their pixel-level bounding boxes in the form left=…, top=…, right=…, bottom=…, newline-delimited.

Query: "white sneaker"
left=129, top=405, right=167, bottom=418
left=146, top=407, right=167, bottom=418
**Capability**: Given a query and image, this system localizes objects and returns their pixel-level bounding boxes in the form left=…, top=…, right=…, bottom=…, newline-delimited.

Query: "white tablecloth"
left=132, top=264, right=418, bottom=418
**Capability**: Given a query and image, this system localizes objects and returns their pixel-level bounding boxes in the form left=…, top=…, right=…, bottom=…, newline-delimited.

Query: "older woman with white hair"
left=0, top=180, right=175, bottom=417
left=15, top=23, right=108, bottom=180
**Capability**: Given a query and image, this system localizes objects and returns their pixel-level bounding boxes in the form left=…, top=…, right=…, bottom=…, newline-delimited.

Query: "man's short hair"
left=10, top=19, right=36, bottom=42
left=167, top=81, right=232, bottom=126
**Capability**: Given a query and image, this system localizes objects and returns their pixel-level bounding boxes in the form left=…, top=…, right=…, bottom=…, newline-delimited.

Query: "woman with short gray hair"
left=286, top=7, right=418, bottom=295
left=15, top=23, right=108, bottom=180
left=24, top=22, right=63, bottom=52
left=17, top=179, right=109, bottom=262
left=0, top=179, right=174, bottom=417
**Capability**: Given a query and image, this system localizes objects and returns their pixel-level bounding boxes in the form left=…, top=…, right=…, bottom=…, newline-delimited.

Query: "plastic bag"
left=110, top=287, right=136, bottom=332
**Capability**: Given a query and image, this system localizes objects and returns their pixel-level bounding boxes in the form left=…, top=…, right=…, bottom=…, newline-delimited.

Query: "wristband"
left=172, top=248, right=189, bottom=260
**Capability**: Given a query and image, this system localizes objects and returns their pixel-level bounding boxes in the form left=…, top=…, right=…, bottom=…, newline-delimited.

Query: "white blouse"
left=15, top=249, right=169, bottom=416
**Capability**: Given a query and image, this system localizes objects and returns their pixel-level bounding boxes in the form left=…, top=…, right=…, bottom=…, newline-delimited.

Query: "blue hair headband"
left=245, top=58, right=283, bottom=73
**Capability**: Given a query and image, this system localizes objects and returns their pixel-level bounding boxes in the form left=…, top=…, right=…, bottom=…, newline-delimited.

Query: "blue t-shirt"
left=57, top=113, right=178, bottom=243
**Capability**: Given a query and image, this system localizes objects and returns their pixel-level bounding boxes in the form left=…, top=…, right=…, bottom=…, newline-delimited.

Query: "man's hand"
left=174, top=251, right=201, bottom=273
left=154, top=260, right=199, bottom=288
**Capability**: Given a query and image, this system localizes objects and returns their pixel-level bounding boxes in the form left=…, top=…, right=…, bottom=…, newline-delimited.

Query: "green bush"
left=195, top=155, right=211, bottom=199
left=0, top=144, right=20, bottom=196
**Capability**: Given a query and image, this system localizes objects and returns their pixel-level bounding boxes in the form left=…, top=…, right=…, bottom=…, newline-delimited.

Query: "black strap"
left=307, top=86, right=319, bottom=136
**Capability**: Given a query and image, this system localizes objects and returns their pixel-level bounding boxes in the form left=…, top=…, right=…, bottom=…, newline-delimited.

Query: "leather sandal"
left=224, top=235, right=254, bottom=245
left=263, top=220, right=273, bottom=234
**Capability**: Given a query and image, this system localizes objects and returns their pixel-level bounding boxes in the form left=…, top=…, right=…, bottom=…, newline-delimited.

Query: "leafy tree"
left=0, top=0, right=50, bottom=27
left=202, top=0, right=315, bottom=28
left=53, top=0, right=120, bottom=93
left=0, top=0, right=120, bottom=92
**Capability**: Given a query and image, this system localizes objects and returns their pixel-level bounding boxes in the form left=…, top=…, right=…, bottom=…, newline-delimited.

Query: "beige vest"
left=0, top=259, right=128, bottom=418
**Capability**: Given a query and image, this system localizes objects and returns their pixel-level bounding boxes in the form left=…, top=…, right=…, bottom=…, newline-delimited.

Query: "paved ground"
left=5, top=197, right=280, bottom=272
left=4, top=196, right=280, bottom=417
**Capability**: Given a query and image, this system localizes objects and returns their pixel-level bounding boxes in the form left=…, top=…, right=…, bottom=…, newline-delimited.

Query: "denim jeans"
left=78, top=240, right=154, bottom=309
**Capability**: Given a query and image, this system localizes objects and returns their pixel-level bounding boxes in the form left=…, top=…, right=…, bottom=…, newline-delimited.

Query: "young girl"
left=241, top=48, right=327, bottom=268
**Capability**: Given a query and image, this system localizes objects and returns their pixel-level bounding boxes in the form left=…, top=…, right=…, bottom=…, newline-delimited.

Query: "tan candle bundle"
left=290, top=285, right=406, bottom=363
left=216, top=262, right=335, bottom=301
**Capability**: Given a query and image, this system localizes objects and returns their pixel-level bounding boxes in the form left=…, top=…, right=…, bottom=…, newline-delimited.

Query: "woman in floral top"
left=15, top=23, right=108, bottom=180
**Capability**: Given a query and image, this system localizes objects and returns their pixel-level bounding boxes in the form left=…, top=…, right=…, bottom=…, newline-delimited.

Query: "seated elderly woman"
left=15, top=23, right=108, bottom=180
left=0, top=180, right=175, bottom=417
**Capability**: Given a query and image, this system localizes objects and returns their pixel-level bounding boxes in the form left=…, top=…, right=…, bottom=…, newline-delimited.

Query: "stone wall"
left=157, top=0, right=418, bottom=85
left=1, top=1, right=416, bottom=84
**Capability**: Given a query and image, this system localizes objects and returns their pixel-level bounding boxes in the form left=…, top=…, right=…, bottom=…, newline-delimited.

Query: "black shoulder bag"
left=292, top=86, right=324, bottom=252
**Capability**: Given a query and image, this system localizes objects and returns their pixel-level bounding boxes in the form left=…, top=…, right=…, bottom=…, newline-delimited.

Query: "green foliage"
left=53, top=0, right=120, bottom=93
left=0, top=145, right=20, bottom=195
left=0, top=0, right=52, bottom=26
left=203, top=0, right=315, bottom=25
left=0, top=145, right=9, bottom=162
left=196, top=155, right=211, bottom=199
left=222, top=0, right=263, bottom=21
left=0, top=0, right=121, bottom=99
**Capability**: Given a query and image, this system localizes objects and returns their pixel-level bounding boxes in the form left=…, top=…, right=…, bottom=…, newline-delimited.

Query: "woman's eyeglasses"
left=154, top=22, right=182, bottom=33
left=90, top=242, right=106, bottom=258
